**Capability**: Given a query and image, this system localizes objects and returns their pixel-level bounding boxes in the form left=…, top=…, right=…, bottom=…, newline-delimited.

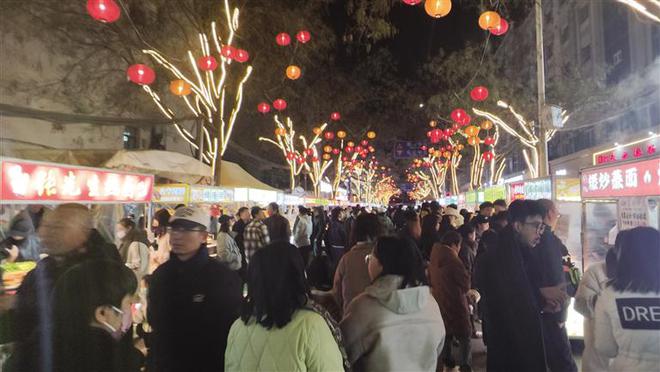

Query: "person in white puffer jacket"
left=594, top=227, right=660, bottom=372
left=293, top=206, right=313, bottom=266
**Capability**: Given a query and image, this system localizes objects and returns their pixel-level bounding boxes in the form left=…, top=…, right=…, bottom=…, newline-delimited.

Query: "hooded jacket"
left=594, top=287, right=660, bottom=372
left=293, top=214, right=313, bottom=247
left=428, top=244, right=471, bottom=337
left=340, top=275, right=445, bottom=372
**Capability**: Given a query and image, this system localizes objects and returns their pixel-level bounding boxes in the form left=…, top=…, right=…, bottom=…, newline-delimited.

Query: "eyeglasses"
left=166, top=227, right=207, bottom=234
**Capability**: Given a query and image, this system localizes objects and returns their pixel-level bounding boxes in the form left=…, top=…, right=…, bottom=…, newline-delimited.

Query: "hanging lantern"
left=273, top=98, right=287, bottom=111
left=347, top=141, right=355, bottom=147
left=366, top=131, right=377, bottom=139
left=368, top=146, right=375, bottom=153
left=312, top=127, right=322, bottom=135
left=470, top=86, right=489, bottom=101
left=197, top=56, right=218, bottom=71
left=450, top=108, right=467, bottom=123
left=324, top=131, right=335, bottom=140
left=234, top=49, right=249, bottom=63
left=460, top=114, right=472, bottom=126
left=467, top=136, right=479, bottom=146
left=464, top=125, right=480, bottom=137
left=169, top=80, right=191, bottom=96
left=257, top=102, right=271, bottom=114
left=345, top=146, right=354, bottom=153
left=484, top=136, right=495, bottom=145
left=286, top=152, right=295, bottom=160
left=330, top=112, right=341, bottom=121
left=337, top=130, right=347, bottom=139
left=478, top=11, right=501, bottom=30
left=330, top=148, right=339, bottom=156
left=126, top=64, right=155, bottom=85
left=429, top=120, right=438, bottom=128
left=360, top=152, right=368, bottom=159
left=481, top=120, right=493, bottom=130
left=305, top=148, right=314, bottom=156
left=275, top=128, right=287, bottom=136
left=482, top=151, right=494, bottom=162
left=323, top=145, right=333, bottom=153
left=457, top=144, right=465, bottom=151
left=443, top=128, right=453, bottom=137
left=286, top=65, right=301, bottom=80
left=424, top=0, right=452, bottom=18
left=323, top=153, right=332, bottom=161
left=296, top=157, right=306, bottom=165
left=490, top=18, right=509, bottom=36
left=429, top=128, right=442, bottom=144
left=360, top=140, right=369, bottom=146
left=220, top=45, right=236, bottom=59
left=403, top=0, right=422, bottom=5
left=296, top=30, right=311, bottom=44
left=355, top=145, right=364, bottom=153
left=86, top=0, right=121, bottom=23
left=276, top=32, right=291, bottom=46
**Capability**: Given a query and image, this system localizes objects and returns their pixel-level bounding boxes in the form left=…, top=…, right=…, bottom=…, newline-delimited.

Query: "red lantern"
left=276, top=32, right=291, bottom=46
left=126, top=64, right=155, bottom=85
left=220, top=45, right=236, bottom=59
left=403, top=0, right=422, bottom=5
left=197, top=56, right=218, bottom=71
left=470, top=86, right=489, bottom=102
left=286, top=152, right=295, bottom=160
left=482, top=151, right=494, bottom=162
left=420, top=145, right=428, bottom=151
left=305, top=148, right=314, bottom=156
left=296, top=157, right=306, bottom=165
left=333, top=148, right=340, bottom=155
left=360, top=140, right=368, bottom=146
left=324, top=131, right=335, bottom=140
left=451, top=108, right=467, bottom=124
left=87, top=0, right=121, bottom=23
left=490, top=18, right=509, bottom=36
left=461, top=114, right=472, bottom=126
left=355, top=145, right=364, bottom=153
left=452, top=123, right=460, bottom=131
left=296, top=30, right=311, bottom=44
left=429, top=128, right=443, bottom=144
left=345, top=146, right=354, bottom=153
left=234, top=49, right=249, bottom=63
left=330, top=112, right=341, bottom=121
left=484, top=136, right=495, bottom=145
left=360, top=152, right=367, bottom=159
left=257, top=102, right=271, bottom=114
left=273, top=98, right=287, bottom=111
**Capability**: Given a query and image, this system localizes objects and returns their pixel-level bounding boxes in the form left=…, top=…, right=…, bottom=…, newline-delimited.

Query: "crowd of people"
left=1, top=198, right=659, bottom=372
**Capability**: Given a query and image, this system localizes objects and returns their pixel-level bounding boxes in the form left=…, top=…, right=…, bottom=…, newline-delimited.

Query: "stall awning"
left=105, top=150, right=212, bottom=184
left=218, top=160, right=279, bottom=191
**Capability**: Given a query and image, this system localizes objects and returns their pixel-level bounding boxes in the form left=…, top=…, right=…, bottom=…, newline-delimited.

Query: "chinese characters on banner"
left=581, top=157, right=660, bottom=198
left=1, top=159, right=153, bottom=203
left=509, top=181, right=525, bottom=201
left=617, top=197, right=651, bottom=230
left=594, top=136, right=658, bottom=165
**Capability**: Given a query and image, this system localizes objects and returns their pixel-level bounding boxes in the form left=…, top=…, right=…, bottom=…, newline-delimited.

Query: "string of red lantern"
left=127, top=64, right=155, bottom=85
left=87, top=0, right=121, bottom=23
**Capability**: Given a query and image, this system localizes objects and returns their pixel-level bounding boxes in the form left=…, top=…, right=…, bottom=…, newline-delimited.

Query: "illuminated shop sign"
left=593, top=135, right=658, bottom=165
left=1, top=158, right=153, bottom=203
left=581, top=157, right=660, bottom=198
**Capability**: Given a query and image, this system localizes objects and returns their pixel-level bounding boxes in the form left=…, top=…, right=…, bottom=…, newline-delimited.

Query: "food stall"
left=0, top=157, right=154, bottom=291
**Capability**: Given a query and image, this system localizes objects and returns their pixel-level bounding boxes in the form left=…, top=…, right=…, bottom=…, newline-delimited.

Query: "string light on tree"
left=126, top=64, right=155, bottom=85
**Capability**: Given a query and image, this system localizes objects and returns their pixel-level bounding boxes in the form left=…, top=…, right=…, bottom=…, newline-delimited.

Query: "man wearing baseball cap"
left=148, top=206, right=242, bottom=371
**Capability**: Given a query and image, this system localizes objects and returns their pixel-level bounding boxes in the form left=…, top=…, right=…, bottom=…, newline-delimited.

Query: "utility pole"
left=535, top=0, right=550, bottom=177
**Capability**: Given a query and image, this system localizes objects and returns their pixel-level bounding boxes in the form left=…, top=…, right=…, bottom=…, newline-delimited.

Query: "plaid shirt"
left=243, top=220, right=270, bottom=262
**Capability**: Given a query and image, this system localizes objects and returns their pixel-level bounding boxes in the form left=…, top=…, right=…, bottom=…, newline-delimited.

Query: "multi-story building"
left=497, top=0, right=660, bottom=177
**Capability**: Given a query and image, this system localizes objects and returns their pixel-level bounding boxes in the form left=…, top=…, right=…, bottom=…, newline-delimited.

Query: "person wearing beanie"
left=148, top=206, right=242, bottom=371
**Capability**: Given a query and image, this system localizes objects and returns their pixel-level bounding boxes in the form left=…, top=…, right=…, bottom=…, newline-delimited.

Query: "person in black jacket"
left=263, top=202, right=291, bottom=243
left=148, top=206, right=242, bottom=372
left=8, top=203, right=121, bottom=372
left=477, top=200, right=550, bottom=371
left=532, top=199, right=577, bottom=372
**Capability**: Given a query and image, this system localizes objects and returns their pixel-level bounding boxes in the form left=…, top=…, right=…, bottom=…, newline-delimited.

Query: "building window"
left=123, top=127, right=139, bottom=149
left=578, top=5, right=589, bottom=24
left=581, top=45, right=591, bottom=65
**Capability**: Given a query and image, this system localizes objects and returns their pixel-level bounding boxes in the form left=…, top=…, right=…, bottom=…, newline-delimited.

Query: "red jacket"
left=428, top=243, right=471, bottom=337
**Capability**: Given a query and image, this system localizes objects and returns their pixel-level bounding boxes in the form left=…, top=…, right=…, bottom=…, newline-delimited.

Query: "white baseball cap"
left=169, top=206, right=209, bottom=230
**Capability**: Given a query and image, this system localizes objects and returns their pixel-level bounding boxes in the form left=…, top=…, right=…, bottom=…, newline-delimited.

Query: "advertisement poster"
left=583, top=202, right=618, bottom=270
left=554, top=201, right=583, bottom=272
left=555, top=178, right=581, bottom=202
left=618, top=196, right=659, bottom=230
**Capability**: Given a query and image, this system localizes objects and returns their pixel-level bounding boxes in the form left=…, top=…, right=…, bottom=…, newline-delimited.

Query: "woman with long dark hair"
left=225, top=242, right=346, bottom=371
left=52, top=260, right=142, bottom=372
left=148, top=208, right=171, bottom=273
left=116, top=218, right=149, bottom=281
left=420, top=214, right=441, bottom=261
left=594, top=226, right=660, bottom=371
left=340, top=236, right=445, bottom=372
left=216, top=215, right=242, bottom=271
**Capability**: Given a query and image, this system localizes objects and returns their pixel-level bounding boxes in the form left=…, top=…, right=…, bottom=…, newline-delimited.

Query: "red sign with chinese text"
left=581, top=157, right=660, bottom=198
left=1, top=159, right=154, bottom=203
left=594, top=137, right=657, bottom=165
left=509, top=181, right=526, bottom=201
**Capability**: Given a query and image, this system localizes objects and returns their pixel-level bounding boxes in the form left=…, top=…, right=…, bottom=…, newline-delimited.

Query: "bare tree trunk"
left=213, top=153, right=222, bottom=186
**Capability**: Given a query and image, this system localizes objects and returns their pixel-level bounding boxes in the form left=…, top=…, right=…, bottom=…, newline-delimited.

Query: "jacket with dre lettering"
left=594, top=287, right=660, bottom=372
left=148, top=246, right=242, bottom=372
